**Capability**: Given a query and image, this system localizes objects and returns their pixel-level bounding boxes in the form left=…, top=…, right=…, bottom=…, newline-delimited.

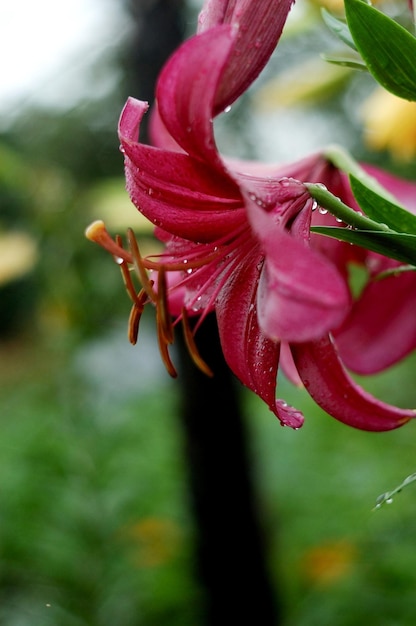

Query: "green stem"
left=305, top=182, right=391, bottom=232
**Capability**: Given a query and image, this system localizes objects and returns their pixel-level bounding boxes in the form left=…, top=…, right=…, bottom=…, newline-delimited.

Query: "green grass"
left=1, top=329, right=416, bottom=625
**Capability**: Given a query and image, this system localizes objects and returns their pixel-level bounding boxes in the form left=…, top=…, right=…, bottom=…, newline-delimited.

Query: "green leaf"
left=311, top=226, right=416, bottom=265
left=321, top=8, right=357, bottom=50
left=349, top=175, right=416, bottom=235
left=344, top=0, right=416, bottom=100
left=321, top=53, right=367, bottom=71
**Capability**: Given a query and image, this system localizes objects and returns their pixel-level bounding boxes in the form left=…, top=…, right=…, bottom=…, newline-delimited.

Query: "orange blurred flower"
left=301, top=540, right=357, bottom=586
left=122, top=517, right=182, bottom=568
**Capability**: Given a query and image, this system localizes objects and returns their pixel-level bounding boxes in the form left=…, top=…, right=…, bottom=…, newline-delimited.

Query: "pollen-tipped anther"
left=85, top=220, right=132, bottom=263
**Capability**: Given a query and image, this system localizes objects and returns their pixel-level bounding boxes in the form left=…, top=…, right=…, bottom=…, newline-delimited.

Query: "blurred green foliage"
left=0, top=335, right=415, bottom=624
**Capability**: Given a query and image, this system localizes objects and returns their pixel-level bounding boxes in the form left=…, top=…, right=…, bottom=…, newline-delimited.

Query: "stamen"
left=128, top=288, right=148, bottom=345
left=156, top=309, right=178, bottom=378
left=181, top=308, right=214, bottom=377
left=127, top=228, right=157, bottom=302
left=85, top=220, right=132, bottom=263
left=116, top=235, right=139, bottom=303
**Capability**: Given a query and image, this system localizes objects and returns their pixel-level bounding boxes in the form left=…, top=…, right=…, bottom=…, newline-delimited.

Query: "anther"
left=85, top=220, right=132, bottom=263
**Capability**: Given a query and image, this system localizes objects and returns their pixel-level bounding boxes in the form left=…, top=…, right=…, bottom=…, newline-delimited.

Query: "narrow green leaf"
left=374, top=472, right=416, bottom=510
left=321, top=8, right=357, bottom=50
left=344, top=0, right=416, bottom=100
left=311, top=226, right=416, bottom=265
left=350, top=175, right=416, bottom=235
left=321, top=53, right=367, bottom=71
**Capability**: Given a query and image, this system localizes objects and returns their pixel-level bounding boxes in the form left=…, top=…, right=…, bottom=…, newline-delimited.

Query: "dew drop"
left=223, top=105, right=232, bottom=113
left=386, top=497, right=394, bottom=504
left=318, top=207, right=328, bottom=215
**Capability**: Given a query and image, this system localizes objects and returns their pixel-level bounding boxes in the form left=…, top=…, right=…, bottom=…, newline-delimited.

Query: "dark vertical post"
left=176, top=313, right=279, bottom=624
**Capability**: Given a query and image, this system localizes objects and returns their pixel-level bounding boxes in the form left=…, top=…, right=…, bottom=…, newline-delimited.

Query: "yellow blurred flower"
left=0, top=232, right=38, bottom=286
left=361, top=88, right=416, bottom=161
left=254, top=58, right=351, bottom=110
left=308, top=0, right=383, bottom=13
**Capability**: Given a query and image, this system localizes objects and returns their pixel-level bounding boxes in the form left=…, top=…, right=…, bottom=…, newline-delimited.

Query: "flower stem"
left=305, top=182, right=391, bottom=232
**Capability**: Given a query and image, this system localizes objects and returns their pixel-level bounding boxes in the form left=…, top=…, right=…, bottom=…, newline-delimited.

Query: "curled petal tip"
left=292, top=337, right=416, bottom=432
left=275, top=399, right=304, bottom=429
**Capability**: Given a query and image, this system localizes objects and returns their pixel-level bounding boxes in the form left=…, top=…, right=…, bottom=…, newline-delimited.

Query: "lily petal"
left=257, top=229, right=350, bottom=342
left=243, top=185, right=351, bottom=342
left=119, top=97, right=244, bottom=241
left=156, top=26, right=234, bottom=166
left=335, top=267, right=416, bottom=373
left=216, top=247, right=304, bottom=428
left=291, top=336, right=416, bottom=431
left=198, top=0, right=295, bottom=113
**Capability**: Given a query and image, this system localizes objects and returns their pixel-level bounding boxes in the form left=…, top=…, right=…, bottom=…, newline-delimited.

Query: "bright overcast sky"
left=0, top=0, right=131, bottom=115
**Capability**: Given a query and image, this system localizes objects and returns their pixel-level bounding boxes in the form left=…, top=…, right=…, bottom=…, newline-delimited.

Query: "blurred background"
left=1, top=0, right=416, bottom=624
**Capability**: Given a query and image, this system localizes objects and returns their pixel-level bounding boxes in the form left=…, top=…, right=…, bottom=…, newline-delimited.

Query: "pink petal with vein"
left=216, top=249, right=304, bottom=428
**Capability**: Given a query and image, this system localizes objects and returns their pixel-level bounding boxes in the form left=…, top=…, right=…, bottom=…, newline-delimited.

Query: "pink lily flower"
left=87, top=2, right=415, bottom=431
